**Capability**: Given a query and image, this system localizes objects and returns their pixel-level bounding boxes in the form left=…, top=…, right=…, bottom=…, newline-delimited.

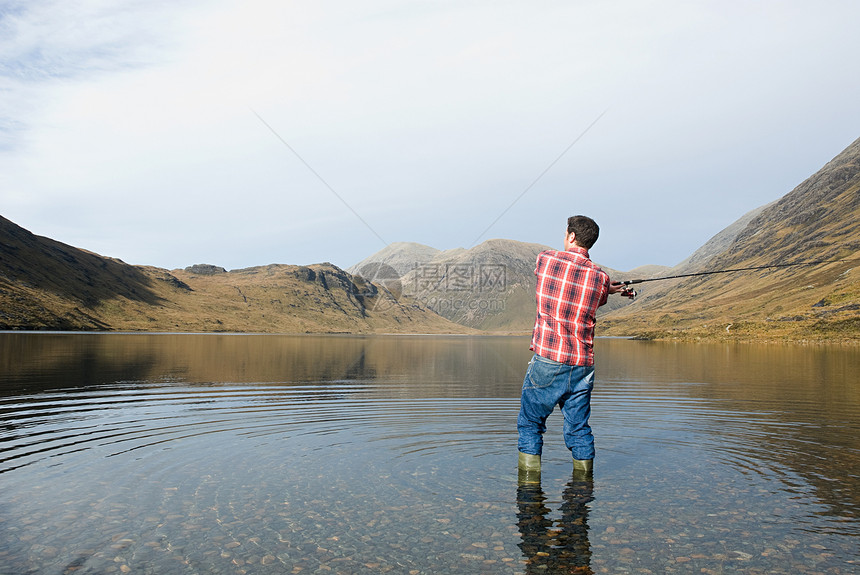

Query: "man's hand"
left=610, top=282, right=637, bottom=300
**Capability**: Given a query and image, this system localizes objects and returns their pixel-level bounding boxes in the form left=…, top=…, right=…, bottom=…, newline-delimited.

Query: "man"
left=517, top=215, right=624, bottom=476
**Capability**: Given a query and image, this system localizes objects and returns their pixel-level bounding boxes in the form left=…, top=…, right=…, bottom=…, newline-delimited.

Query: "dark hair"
left=567, top=215, right=599, bottom=249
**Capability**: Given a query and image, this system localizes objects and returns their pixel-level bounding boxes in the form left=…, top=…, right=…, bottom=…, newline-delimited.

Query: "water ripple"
left=0, top=383, right=521, bottom=474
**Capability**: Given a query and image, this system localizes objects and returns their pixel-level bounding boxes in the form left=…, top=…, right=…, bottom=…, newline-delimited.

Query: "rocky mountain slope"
left=0, top=216, right=472, bottom=334
left=601, top=136, right=860, bottom=342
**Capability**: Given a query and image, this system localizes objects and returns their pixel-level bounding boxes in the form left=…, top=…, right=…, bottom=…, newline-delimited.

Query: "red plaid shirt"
left=530, top=246, right=610, bottom=366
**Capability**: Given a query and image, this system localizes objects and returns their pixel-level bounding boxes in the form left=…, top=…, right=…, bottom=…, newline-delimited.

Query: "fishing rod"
left=611, top=259, right=846, bottom=300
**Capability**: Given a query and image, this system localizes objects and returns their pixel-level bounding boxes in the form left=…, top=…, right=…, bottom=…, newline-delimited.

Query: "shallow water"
left=1, top=333, right=858, bottom=574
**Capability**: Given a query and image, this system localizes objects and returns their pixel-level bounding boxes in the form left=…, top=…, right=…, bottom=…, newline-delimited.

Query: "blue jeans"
left=517, top=354, right=595, bottom=460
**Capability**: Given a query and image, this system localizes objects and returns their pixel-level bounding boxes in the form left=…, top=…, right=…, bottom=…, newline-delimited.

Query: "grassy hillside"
left=0, top=216, right=473, bottom=334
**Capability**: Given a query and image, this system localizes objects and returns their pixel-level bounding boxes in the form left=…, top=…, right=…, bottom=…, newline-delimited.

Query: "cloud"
left=1, top=1, right=859, bottom=272
left=0, top=0, right=196, bottom=150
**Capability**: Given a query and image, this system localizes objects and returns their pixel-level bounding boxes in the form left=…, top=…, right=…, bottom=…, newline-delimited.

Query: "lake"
left=1, top=333, right=858, bottom=574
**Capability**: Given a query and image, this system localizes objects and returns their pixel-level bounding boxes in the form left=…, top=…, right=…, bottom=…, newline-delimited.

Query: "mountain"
left=0, top=216, right=472, bottom=334
left=400, top=239, right=549, bottom=331
left=601, top=136, right=860, bottom=342
left=352, top=239, right=546, bottom=331
left=348, top=242, right=441, bottom=277
left=352, top=238, right=653, bottom=332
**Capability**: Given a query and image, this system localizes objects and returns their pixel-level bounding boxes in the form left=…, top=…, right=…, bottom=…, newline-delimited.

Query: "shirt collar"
left=566, top=244, right=590, bottom=259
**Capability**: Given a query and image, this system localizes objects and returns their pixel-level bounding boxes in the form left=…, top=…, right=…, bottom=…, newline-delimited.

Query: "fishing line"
left=469, top=109, right=608, bottom=248
left=250, top=108, right=389, bottom=247
left=251, top=108, right=400, bottom=296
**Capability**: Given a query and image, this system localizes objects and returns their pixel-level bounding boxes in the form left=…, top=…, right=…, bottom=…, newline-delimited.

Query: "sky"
left=2, top=0, right=859, bottom=273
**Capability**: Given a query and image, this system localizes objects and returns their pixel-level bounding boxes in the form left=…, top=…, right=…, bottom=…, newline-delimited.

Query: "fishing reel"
left=613, top=281, right=638, bottom=300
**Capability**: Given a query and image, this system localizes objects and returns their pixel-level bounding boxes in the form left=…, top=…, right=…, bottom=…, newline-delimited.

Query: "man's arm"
left=596, top=276, right=614, bottom=307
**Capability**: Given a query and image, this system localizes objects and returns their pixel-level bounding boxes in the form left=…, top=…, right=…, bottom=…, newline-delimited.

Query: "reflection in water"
left=0, top=333, right=533, bottom=396
left=517, top=472, right=594, bottom=574
left=594, top=338, right=860, bottom=523
left=0, top=333, right=858, bottom=574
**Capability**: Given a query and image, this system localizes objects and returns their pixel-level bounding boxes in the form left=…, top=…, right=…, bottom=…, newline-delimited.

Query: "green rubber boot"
left=518, top=452, right=541, bottom=472
left=518, top=452, right=541, bottom=484
left=572, top=458, right=593, bottom=474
